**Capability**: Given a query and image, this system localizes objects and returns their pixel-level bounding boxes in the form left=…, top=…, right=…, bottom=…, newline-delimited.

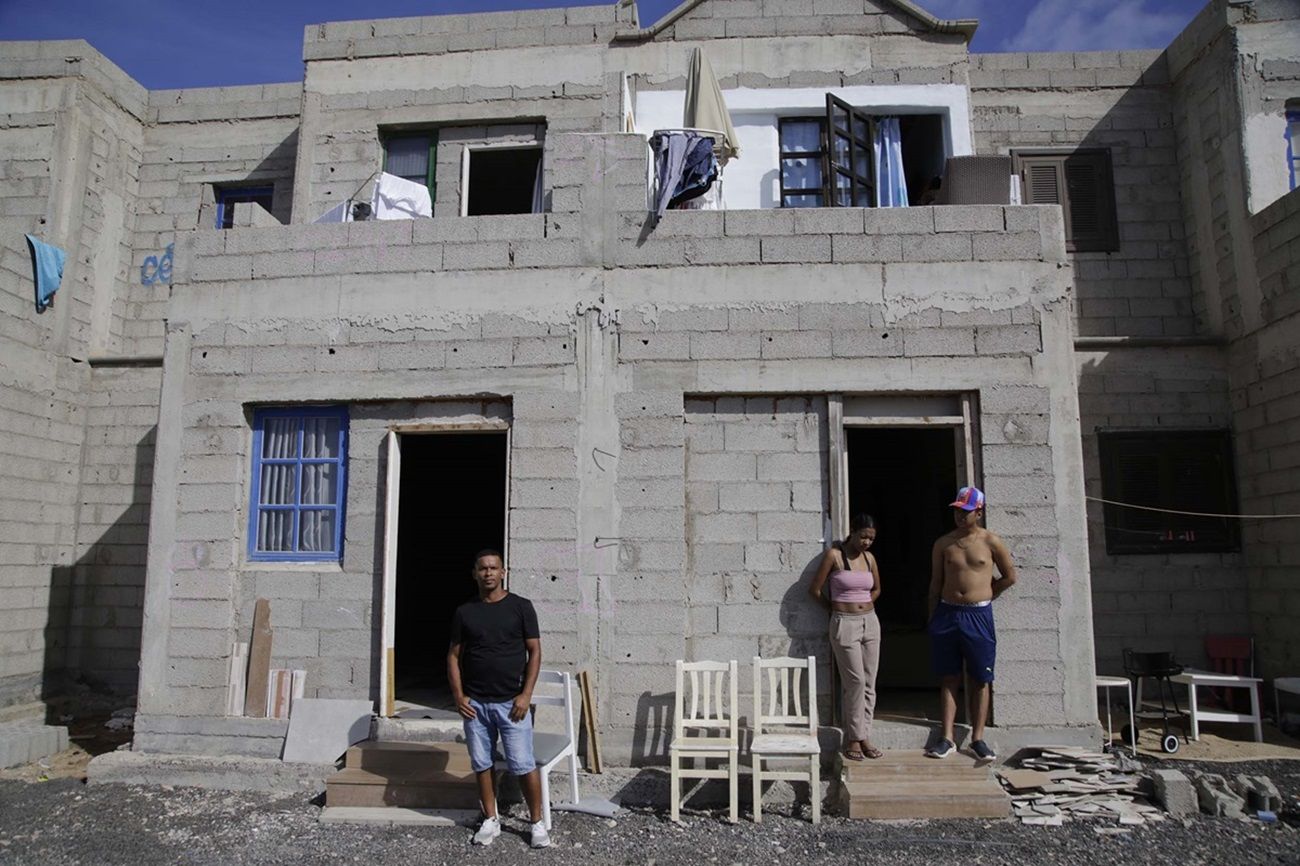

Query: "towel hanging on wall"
left=25, top=234, right=66, bottom=313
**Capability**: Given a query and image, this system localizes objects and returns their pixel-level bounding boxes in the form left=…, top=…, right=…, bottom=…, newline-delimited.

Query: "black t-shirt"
left=449, top=593, right=540, bottom=703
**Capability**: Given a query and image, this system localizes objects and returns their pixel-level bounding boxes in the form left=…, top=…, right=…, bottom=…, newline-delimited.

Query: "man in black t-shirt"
left=447, top=549, right=548, bottom=848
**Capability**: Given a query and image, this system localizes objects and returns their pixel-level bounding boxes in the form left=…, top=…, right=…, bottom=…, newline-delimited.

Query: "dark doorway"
left=466, top=147, right=542, bottom=215
left=846, top=426, right=958, bottom=708
left=395, top=431, right=508, bottom=709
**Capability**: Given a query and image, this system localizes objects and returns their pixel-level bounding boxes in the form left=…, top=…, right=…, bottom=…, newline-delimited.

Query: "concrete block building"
left=0, top=0, right=1296, bottom=761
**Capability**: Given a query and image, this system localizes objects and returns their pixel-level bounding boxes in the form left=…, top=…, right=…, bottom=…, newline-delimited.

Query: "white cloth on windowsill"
left=371, top=171, right=433, bottom=220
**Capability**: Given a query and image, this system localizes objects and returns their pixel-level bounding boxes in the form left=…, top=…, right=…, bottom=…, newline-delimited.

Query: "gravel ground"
left=0, top=757, right=1298, bottom=866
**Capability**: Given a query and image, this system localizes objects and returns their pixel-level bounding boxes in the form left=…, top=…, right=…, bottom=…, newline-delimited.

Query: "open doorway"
left=393, top=431, right=508, bottom=713
left=845, top=426, right=959, bottom=718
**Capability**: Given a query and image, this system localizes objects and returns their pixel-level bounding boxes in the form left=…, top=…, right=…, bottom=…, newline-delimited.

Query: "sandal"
left=863, top=744, right=884, bottom=759
left=842, top=748, right=866, bottom=762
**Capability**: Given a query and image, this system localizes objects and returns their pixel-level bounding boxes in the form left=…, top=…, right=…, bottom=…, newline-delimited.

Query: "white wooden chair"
left=494, top=669, right=579, bottom=830
left=669, top=659, right=739, bottom=823
left=750, top=655, right=821, bottom=824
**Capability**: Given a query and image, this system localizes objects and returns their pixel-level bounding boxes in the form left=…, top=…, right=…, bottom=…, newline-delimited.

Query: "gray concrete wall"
left=1230, top=190, right=1300, bottom=680
left=133, top=130, right=1096, bottom=759
left=0, top=42, right=147, bottom=706
left=1167, top=0, right=1300, bottom=681
left=292, top=0, right=969, bottom=220
left=970, top=50, right=1195, bottom=340
left=132, top=83, right=301, bottom=357
left=1076, top=347, right=1249, bottom=676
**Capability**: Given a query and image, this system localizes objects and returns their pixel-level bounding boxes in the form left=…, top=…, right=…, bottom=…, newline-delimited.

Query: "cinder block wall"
left=1167, top=1, right=1300, bottom=679
left=140, top=128, right=1097, bottom=757
left=132, top=84, right=301, bottom=356
left=1230, top=192, right=1300, bottom=679
left=1077, top=347, right=1249, bottom=674
left=0, top=42, right=150, bottom=706
left=971, top=50, right=1194, bottom=340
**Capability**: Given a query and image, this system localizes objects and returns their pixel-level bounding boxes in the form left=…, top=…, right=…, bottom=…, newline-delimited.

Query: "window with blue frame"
left=1287, top=107, right=1299, bottom=191
left=216, top=186, right=275, bottom=229
left=248, top=406, right=348, bottom=562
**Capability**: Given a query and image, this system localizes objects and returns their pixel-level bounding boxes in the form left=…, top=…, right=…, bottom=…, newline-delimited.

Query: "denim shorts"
left=463, top=698, right=536, bottom=776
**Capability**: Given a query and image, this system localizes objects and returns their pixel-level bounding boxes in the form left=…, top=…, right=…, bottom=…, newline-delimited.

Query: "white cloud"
left=1001, top=0, right=1188, bottom=52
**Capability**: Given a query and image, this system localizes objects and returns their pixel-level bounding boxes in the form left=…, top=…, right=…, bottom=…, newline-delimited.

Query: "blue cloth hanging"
left=25, top=234, right=66, bottom=313
left=873, top=118, right=909, bottom=208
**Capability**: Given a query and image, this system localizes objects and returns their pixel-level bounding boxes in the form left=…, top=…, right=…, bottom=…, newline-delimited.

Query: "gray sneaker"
left=529, top=820, right=552, bottom=849
left=925, top=738, right=955, bottom=759
left=970, top=739, right=997, bottom=764
left=472, top=816, right=501, bottom=846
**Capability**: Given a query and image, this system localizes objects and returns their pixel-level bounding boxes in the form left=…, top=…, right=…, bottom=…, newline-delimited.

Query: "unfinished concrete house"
left=1, top=0, right=1297, bottom=774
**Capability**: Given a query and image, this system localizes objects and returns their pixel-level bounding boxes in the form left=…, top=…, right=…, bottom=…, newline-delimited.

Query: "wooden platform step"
left=842, top=750, right=994, bottom=782
left=326, top=741, right=480, bottom=810
left=839, top=750, right=1011, bottom=820
left=842, top=779, right=1012, bottom=819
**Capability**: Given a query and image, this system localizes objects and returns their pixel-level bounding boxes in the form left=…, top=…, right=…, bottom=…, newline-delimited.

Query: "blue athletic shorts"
left=463, top=699, right=536, bottom=775
left=929, top=600, right=997, bottom=683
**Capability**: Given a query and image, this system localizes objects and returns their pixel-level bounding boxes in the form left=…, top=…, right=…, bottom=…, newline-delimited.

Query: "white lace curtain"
left=257, top=416, right=339, bottom=553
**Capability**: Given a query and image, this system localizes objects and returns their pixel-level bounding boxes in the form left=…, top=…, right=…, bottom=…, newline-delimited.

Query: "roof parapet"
left=613, top=0, right=978, bottom=43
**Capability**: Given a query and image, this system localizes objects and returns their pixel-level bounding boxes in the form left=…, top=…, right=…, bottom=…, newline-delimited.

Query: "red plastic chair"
left=1204, top=636, right=1253, bottom=711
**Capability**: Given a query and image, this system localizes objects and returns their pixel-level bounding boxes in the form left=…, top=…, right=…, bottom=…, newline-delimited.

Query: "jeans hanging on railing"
left=873, top=117, right=909, bottom=208
left=649, top=131, right=719, bottom=224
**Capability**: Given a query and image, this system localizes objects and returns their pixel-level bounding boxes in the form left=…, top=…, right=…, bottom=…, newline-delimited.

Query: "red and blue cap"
left=949, top=486, right=985, bottom=511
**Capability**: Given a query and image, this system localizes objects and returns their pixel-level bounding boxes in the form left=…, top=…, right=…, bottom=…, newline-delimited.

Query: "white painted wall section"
left=636, top=85, right=973, bottom=209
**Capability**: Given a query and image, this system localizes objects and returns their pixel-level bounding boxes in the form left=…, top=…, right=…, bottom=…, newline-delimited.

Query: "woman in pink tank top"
left=808, top=513, right=884, bottom=760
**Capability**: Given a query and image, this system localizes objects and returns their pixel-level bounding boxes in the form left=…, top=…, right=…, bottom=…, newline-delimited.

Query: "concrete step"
left=371, top=716, right=462, bottom=743
left=841, top=777, right=1012, bottom=820
left=344, top=741, right=473, bottom=774
left=0, top=721, right=69, bottom=769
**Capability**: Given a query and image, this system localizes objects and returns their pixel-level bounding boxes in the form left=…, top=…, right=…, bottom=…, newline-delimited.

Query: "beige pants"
left=830, top=610, right=881, bottom=744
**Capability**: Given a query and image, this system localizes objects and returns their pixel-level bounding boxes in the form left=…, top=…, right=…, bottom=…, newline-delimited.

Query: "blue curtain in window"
left=873, top=117, right=909, bottom=208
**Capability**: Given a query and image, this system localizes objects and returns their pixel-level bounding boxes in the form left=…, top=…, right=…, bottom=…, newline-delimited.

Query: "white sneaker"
left=529, top=820, right=551, bottom=849
left=472, top=816, right=501, bottom=846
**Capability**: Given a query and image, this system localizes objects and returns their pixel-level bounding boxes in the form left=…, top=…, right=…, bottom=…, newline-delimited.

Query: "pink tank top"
left=829, top=557, right=875, bottom=604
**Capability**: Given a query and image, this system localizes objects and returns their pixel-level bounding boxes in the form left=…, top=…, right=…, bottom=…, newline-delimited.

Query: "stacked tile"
left=998, top=747, right=1166, bottom=826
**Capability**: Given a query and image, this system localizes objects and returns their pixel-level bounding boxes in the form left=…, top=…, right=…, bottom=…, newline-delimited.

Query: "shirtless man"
left=924, top=487, right=1017, bottom=763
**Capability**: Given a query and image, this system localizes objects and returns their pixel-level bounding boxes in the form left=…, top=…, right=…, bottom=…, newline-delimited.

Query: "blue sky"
left=0, top=0, right=1207, bottom=90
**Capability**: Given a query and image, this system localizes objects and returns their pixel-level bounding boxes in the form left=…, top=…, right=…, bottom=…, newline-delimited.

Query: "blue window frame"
left=216, top=186, right=275, bottom=229
left=248, top=406, right=348, bottom=562
left=1287, top=109, right=1299, bottom=191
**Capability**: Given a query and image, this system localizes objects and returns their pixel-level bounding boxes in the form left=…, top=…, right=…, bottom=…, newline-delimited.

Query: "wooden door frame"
left=825, top=392, right=982, bottom=725
left=378, top=421, right=512, bottom=718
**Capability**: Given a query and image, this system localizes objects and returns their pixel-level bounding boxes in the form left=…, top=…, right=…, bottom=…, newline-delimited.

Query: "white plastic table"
left=1170, top=669, right=1263, bottom=742
left=1095, top=675, right=1136, bottom=749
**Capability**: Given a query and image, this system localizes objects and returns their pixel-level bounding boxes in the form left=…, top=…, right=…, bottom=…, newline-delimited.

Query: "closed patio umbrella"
left=683, top=47, right=740, bottom=162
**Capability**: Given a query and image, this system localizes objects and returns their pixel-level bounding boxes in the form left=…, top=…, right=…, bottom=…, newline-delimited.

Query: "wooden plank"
left=226, top=642, right=248, bottom=716
left=578, top=670, right=603, bottom=774
left=267, top=669, right=292, bottom=720
left=244, top=598, right=273, bottom=718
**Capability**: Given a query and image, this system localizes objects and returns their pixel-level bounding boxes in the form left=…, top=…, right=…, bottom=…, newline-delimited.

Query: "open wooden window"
left=1098, top=430, right=1240, bottom=555
left=826, top=95, right=875, bottom=208
left=777, top=97, right=877, bottom=208
left=1014, top=149, right=1118, bottom=252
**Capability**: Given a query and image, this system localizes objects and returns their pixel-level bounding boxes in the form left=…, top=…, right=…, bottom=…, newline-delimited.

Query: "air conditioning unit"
left=937, top=156, right=1014, bottom=205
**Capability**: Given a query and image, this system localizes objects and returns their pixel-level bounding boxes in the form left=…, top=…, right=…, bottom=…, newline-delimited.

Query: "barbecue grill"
left=1122, top=648, right=1188, bottom=753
